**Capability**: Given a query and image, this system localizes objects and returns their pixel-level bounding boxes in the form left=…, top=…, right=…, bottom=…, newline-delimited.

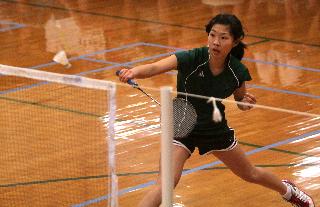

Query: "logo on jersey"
left=198, top=71, right=204, bottom=77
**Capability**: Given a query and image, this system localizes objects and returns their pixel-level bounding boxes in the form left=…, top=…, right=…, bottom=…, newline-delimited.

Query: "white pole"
left=107, top=82, right=118, bottom=207
left=160, top=86, right=174, bottom=207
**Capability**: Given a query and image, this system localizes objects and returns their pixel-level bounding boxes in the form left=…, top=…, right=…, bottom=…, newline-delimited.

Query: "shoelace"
left=292, top=187, right=309, bottom=205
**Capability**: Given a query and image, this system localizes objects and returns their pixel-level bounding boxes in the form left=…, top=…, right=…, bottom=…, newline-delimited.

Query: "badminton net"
left=0, top=64, right=118, bottom=207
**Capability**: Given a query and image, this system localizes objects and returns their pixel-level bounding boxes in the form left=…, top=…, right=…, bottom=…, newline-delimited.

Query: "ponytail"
left=231, top=41, right=246, bottom=60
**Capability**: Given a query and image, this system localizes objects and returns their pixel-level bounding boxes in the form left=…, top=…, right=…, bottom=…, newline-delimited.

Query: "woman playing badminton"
left=118, top=13, right=314, bottom=207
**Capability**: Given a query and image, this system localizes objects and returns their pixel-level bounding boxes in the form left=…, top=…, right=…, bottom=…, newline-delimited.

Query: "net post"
left=107, top=82, right=118, bottom=207
left=160, top=86, right=174, bottom=207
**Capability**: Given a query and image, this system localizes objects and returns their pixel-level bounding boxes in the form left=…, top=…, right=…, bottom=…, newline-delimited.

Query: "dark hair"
left=205, top=13, right=246, bottom=60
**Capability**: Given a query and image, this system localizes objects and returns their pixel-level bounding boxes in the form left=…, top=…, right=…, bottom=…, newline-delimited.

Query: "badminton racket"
left=116, top=70, right=160, bottom=105
left=116, top=70, right=197, bottom=138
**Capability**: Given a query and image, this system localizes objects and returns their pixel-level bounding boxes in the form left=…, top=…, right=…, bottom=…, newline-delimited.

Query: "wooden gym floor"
left=0, top=0, right=319, bottom=206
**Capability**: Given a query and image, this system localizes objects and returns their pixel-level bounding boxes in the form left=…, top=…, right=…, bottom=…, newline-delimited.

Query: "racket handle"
left=116, top=70, right=138, bottom=86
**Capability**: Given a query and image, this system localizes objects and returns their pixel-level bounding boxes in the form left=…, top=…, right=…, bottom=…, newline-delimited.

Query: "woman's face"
left=207, top=24, right=236, bottom=59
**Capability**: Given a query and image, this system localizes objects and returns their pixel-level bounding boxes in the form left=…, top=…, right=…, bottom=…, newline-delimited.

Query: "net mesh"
left=0, top=65, right=117, bottom=207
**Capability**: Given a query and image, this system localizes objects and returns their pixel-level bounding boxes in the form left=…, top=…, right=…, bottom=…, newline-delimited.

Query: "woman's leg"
left=212, top=144, right=315, bottom=206
left=212, top=144, right=287, bottom=194
left=138, top=145, right=190, bottom=207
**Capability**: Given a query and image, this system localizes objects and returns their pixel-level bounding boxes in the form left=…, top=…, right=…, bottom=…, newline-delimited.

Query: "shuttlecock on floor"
left=53, top=50, right=71, bottom=68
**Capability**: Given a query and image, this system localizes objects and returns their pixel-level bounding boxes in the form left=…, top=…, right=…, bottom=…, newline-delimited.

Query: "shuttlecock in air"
left=53, top=50, right=71, bottom=68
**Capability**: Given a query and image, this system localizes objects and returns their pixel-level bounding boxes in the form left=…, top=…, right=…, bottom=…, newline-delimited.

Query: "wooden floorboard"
left=0, top=0, right=319, bottom=206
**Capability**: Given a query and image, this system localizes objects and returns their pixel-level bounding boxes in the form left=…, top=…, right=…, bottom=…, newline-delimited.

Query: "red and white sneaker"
left=282, top=180, right=315, bottom=207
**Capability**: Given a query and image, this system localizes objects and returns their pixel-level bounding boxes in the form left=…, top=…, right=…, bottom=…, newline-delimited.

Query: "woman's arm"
left=233, top=82, right=256, bottom=111
left=118, top=55, right=177, bottom=83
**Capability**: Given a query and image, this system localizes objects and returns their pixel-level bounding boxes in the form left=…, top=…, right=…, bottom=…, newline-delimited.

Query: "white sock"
left=282, top=183, right=293, bottom=200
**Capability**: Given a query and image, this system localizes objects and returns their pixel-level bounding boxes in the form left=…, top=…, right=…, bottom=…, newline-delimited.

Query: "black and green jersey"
left=175, top=46, right=252, bottom=134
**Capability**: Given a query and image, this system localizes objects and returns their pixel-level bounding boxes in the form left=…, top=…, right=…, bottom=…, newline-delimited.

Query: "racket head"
left=173, top=98, right=197, bottom=138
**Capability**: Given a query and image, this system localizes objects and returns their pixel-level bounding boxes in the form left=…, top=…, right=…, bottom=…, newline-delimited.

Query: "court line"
left=0, top=95, right=100, bottom=117
left=1, top=40, right=319, bottom=99
left=3, top=40, right=320, bottom=83
left=0, top=94, right=136, bottom=126
left=0, top=91, right=316, bottom=159
left=0, top=42, right=144, bottom=77
left=79, top=51, right=177, bottom=65
left=247, top=39, right=271, bottom=46
left=1, top=67, right=319, bottom=102
left=1, top=65, right=319, bottom=100
left=0, top=42, right=147, bottom=93
left=1, top=135, right=314, bottom=188
left=242, top=58, right=320, bottom=73
left=76, top=42, right=320, bottom=100
left=0, top=94, right=316, bottom=188
left=0, top=81, right=48, bottom=94
left=1, top=0, right=319, bottom=48
left=163, top=70, right=320, bottom=99
left=72, top=130, right=320, bottom=207
left=0, top=20, right=25, bottom=32
left=70, top=42, right=144, bottom=60
left=141, top=42, right=320, bottom=73
left=248, top=84, right=320, bottom=99
left=183, top=131, right=320, bottom=175
left=238, top=141, right=311, bottom=157
left=1, top=153, right=313, bottom=188
left=0, top=52, right=178, bottom=95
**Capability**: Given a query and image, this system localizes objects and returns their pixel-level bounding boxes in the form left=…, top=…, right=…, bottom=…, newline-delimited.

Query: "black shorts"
left=173, top=128, right=237, bottom=155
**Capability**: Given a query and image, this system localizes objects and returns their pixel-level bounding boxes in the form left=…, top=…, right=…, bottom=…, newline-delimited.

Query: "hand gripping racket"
left=116, top=70, right=160, bottom=105
left=116, top=70, right=197, bottom=138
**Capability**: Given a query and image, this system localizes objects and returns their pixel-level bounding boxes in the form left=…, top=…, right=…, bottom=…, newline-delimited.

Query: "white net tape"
left=0, top=64, right=114, bottom=91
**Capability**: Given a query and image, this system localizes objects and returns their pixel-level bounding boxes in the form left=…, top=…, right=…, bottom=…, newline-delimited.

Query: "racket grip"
left=115, top=70, right=138, bottom=86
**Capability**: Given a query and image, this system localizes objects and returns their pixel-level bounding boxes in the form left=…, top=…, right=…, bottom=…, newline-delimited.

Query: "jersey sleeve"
left=174, top=50, right=192, bottom=74
left=242, top=65, right=252, bottom=81
left=237, top=65, right=252, bottom=88
left=229, top=55, right=252, bottom=88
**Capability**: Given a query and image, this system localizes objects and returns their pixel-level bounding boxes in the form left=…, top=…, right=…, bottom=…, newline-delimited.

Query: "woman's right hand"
left=118, top=68, right=135, bottom=83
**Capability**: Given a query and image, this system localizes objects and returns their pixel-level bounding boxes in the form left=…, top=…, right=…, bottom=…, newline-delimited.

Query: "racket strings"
left=175, top=99, right=188, bottom=134
left=173, top=98, right=197, bottom=138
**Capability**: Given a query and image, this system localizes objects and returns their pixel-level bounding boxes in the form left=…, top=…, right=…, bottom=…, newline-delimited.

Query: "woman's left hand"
left=238, top=92, right=256, bottom=111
